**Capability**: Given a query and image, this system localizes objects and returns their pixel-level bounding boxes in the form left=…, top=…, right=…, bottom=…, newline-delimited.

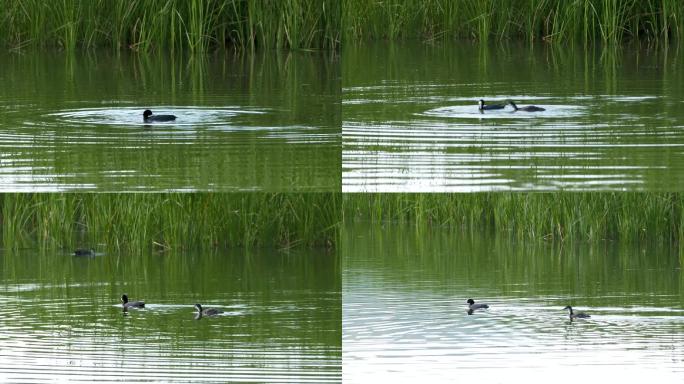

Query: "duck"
left=73, top=248, right=95, bottom=256
left=478, top=99, right=507, bottom=111
left=508, top=100, right=545, bottom=112
left=121, top=294, right=145, bottom=309
left=467, top=299, right=489, bottom=314
left=143, top=109, right=176, bottom=122
left=563, top=305, right=590, bottom=319
left=194, top=304, right=222, bottom=317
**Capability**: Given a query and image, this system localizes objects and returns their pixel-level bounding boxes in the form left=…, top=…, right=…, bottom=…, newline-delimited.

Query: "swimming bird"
left=563, top=305, right=590, bottom=319
left=73, top=248, right=95, bottom=256
left=194, top=304, right=222, bottom=317
left=143, top=109, right=177, bottom=122
left=508, top=100, right=545, bottom=112
left=467, top=299, right=489, bottom=315
left=478, top=99, right=507, bottom=111
left=121, top=294, right=145, bottom=309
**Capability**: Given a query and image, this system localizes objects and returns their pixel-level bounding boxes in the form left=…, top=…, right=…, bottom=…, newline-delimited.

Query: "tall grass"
left=344, top=193, right=684, bottom=244
left=342, top=0, right=684, bottom=44
left=0, top=193, right=339, bottom=251
left=0, top=0, right=340, bottom=51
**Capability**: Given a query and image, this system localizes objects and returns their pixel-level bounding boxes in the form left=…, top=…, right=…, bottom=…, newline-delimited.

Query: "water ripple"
left=344, top=275, right=684, bottom=383
left=343, top=93, right=684, bottom=192
left=48, top=106, right=265, bottom=128
left=0, top=288, right=340, bottom=382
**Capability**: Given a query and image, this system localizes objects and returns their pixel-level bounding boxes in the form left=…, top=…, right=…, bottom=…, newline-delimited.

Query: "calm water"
left=343, top=42, right=684, bottom=191
left=0, top=248, right=340, bottom=382
left=0, top=50, right=340, bottom=192
left=343, top=222, right=684, bottom=383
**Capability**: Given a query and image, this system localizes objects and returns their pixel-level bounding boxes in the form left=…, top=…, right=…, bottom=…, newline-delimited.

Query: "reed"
left=0, top=0, right=340, bottom=51
left=0, top=193, right=339, bottom=251
left=344, top=193, right=684, bottom=243
left=342, top=0, right=684, bottom=44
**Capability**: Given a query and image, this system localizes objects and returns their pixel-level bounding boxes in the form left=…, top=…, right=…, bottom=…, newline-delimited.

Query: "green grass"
left=344, top=193, right=684, bottom=243
left=3, top=1, right=681, bottom=49
left=0, top=0, right=340, bottom=51
left=0, top=193, right=339, bottom=251
left=342, top=0, right=684, bottom=44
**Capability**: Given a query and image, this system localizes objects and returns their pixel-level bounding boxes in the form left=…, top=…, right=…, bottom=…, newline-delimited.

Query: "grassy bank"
left=344, top=193, right=684, bottom=243
left=343, top=0, right=684, bottom=44
left=0, top=0, right=339, bottom=51
left=1, top=193, right=339, bottom=251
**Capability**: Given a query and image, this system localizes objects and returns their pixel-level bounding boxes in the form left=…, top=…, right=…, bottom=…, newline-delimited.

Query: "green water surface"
left=0, top=50, right=340, bottom=191
left=0, top=248, right=340, bottom=382
left=343, top=42, right=684, bottom=192
left=343, top=222, right=684, bottom=382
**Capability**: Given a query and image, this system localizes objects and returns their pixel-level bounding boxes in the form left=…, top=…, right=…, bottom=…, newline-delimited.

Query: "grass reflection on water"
left=343, top=221, right=684, bottom=383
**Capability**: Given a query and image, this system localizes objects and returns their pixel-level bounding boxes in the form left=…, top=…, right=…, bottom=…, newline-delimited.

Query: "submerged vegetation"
left=343, top=0, right=684, bottom=44
left=0, top=0, right=340, bottom=51
left=0, top=193, right=339, bottom=251
left=344, top=193, right=684, bottom=243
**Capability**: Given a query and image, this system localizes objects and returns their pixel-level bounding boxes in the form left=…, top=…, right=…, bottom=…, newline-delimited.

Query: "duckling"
left=478, top=99, right=507, bottom=112
left=121, top=294, right=145, bottom=309
left=563, top=305, right=590, bottom=319
left=508, top=100, right=545, bottom=112
left=194, top=304, right=222, bottom=317
left=467, top=299, right=489, bottom=314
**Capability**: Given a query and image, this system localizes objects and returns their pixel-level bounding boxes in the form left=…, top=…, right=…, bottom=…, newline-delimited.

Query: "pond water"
left=0, top=248, right=340, bottom=382
left=343, top=222, right=684, bottom=383
left=0, top=50, right=340, bottom=192
left=343, top=42, right=684, bottom=192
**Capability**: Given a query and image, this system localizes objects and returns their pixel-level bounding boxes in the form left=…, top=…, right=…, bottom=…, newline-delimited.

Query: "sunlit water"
left=343, top=223, right=684, bottom=383
left=0, top=51, right=340, bottom=192
left=343, top=43, right=684, bottom=192
left=0, top=249, right=340, bottom=382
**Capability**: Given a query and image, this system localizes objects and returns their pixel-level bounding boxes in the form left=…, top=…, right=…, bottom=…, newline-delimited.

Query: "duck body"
left=121, top=294, right=145, bottom=309
left=194, top=304, right=222, bottom=317
left=478, top=99, right=506, bottom=111
left=143, top=109, right=176, bottom=122
left=563, top=305, right=590, bottom=319
left=508, top=100, right=545, bottom=112
left=467, top=299, right=489, bottom=314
